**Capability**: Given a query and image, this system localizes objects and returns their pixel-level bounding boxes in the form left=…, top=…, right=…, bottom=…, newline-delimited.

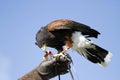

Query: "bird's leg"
left=54, top=40, right=73, bottom=58
left=62, top=47, right=68, bottom=54
left=62, top=40, right=73, bottom=54
left=43, top=50, right=53, bottom=61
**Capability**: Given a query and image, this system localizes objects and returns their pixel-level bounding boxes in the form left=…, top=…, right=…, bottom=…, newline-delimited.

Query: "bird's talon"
left=54, top=52, right=64, bottom=58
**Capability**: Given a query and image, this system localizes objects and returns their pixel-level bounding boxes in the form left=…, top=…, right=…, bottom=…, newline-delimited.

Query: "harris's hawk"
left=35, top=19, right=112, bottom=67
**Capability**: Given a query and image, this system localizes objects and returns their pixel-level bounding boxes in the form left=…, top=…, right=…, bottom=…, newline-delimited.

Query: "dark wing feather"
left=46, top=19, right=100, bottom=38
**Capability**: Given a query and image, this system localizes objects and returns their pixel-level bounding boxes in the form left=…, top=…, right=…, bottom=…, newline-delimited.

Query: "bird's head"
left=35, top=27, right=53, bottom=51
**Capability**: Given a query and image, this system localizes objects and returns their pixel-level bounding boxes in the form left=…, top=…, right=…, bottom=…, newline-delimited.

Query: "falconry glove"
left=37, top=53, right=72, bottom=79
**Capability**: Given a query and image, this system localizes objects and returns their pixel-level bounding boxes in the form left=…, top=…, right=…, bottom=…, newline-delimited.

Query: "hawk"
left=35, top=19, right=112, bottom=67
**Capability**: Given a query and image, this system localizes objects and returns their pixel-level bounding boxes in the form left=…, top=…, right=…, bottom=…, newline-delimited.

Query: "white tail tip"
left=99, top=52, right=112, bottom=67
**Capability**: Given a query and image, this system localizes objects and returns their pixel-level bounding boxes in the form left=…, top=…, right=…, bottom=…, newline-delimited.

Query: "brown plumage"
left=35, top=19, right=112, bottom=66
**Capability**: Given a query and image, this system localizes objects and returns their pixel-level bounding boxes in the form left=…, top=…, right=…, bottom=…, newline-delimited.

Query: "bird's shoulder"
left=46, top=19, right=74, bottom=31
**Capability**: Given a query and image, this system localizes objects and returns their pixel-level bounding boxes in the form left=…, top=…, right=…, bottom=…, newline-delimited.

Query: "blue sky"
left=0, top=0, right=120, bottom=80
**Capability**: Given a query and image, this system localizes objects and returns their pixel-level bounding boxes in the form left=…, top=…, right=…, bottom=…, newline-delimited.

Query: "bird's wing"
left=46, top=19, right=100, bottom=38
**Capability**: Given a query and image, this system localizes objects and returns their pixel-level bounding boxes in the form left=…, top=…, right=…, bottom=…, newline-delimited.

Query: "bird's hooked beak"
left=41, top=43, right=46, bottom=51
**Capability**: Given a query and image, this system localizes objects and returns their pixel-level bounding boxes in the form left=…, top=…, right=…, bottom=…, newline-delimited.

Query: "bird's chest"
left=46, top=36, right=65, bottom=47
left=46, top=30, right=73, bottom=47
left=46, top=32, right=67, bottom=47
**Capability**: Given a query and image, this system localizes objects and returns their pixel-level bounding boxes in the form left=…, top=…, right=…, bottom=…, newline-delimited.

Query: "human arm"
left=18, top=53, right=72, bottom=80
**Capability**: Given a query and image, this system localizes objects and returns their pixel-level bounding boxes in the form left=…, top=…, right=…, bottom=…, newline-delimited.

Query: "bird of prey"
left=35, top=19, right=112, bottom=67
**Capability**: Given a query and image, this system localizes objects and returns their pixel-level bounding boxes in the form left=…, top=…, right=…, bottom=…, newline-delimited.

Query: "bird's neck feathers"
left=42, top=27, right=55, bottom=39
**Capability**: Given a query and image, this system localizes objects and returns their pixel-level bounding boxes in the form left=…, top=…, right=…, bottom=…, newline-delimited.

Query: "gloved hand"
left=36, top=53, right=72, bottom=79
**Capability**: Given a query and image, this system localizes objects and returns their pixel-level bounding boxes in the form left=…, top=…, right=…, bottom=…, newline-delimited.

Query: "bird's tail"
left=71, top=32, right=112, bottom=67
left=74, top=43, right=112, bottom=67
